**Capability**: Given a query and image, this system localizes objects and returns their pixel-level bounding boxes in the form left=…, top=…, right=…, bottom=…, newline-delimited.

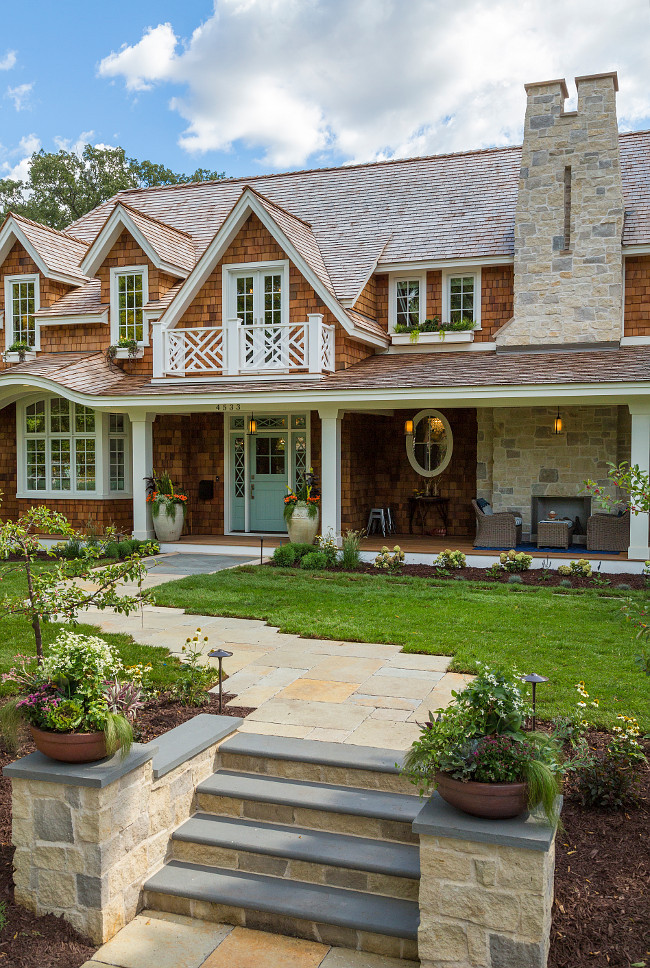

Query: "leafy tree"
left=0, top=505, right=154, bottom=662
left=1, top=145, right=225, bottom=231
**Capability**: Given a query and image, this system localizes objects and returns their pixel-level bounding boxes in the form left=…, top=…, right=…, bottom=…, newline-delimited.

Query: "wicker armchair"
left=586, top=510, right=630, bottom=552
left=472, top=499, right=523, bottom=549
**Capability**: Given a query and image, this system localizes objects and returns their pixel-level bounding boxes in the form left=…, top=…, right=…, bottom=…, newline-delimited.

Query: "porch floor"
left=173, top=532, right=628, bottom=562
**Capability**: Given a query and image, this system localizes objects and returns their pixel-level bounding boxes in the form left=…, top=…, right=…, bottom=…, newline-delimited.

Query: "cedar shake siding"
left=624, top=255, right=650, bottom=337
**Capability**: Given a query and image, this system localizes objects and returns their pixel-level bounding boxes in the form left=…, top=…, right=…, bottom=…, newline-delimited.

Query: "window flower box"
left=4, top=349, right=38, bottom=363
left=391, top=330, right=475, bottom=346
left=112, top=346, right=145, bottom=360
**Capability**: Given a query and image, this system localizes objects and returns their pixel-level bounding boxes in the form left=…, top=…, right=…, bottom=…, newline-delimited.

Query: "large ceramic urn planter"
left=435, top=771, right=528, bottom=820
left=30, top=725, right=108, bottom=763
left=152, top=505, right=185, bottom=542
left=287, top=504, right=319, bottom=545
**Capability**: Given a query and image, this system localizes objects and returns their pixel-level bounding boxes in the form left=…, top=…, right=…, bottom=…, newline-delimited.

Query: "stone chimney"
left=497, top=72, right=624, bottom=348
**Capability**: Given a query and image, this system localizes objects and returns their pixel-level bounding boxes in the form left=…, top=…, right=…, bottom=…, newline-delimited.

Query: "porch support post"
left=318, top=407, right=342, bottom=541
left=129, top=412, right=156, bottom=540
left=628, top=404, right=650, bottom=560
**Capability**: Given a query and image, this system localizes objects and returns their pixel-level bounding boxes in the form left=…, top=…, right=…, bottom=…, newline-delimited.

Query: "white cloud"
left=6, top=81, right=33, bottom=111
left=98, top=0, right=650, bottom=169
left=1, top=134, right=41, bottom=181
left=0, top=50, right=16, bottom=71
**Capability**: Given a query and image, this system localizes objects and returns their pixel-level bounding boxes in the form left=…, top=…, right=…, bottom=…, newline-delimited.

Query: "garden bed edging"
left=4, top=713, right=242, bottom=944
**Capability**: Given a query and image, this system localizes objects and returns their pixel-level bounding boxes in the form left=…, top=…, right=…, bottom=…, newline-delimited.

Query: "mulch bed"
left=0, top=694, right=252, bottom=968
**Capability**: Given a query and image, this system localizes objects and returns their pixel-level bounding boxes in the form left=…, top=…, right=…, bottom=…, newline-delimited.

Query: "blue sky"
left=2, top=0, right=649, bottom=184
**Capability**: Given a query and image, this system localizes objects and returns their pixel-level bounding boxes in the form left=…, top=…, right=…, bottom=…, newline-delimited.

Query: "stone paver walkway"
left=78, top=552, right=469, bottom=750
left=86, top=911, right=419, bottom=968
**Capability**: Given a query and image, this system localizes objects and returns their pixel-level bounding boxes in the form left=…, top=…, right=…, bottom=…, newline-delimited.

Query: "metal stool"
left=367, top=508, right=387, bottom=536
left=384, top=507, right=396, bottom=534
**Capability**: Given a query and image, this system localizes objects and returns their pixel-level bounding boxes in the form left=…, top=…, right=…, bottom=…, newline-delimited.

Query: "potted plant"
left=393, top=316, right=476, bottom=345
left=146, top=470, right=188, bottom=542
left=284, top=470, right=320, bottom=544
left=107, top=337, right=144, bottom=361
left=402, top=667, right=561, bottom=823
left=0, top=631, right=142, bottom=763
left=5, top=341, right=37, bottom=363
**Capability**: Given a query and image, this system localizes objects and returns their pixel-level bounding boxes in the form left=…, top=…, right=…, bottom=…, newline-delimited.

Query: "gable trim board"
left=157, top=188, right=389, bottom=349
left=0, top=216, right=88, bottom=287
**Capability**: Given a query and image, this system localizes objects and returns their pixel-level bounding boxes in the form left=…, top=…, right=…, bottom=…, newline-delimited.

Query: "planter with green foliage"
left=402, top=667, right=562, bottom=823
left=393, top=316, right=476, bottom=345
left=5, top=341, right=37, bottom=363
left=147, top=470, right=188, bottom=542
left=284, top=471, right=320, bottom=543
left=0, top=631, right=143, bottom=763
left=107, top=337, right=144, bottom=361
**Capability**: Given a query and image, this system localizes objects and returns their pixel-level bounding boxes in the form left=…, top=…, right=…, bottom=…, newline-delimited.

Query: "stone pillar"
left=319, top=407, right=342, bottom=540
left=129, top=412, right=156, bottom=540
left=414, top=796, right=558, bottom=968
left=476, top=408, right=494, bottom=503
left=499, top=72, right=623, bottom=348
left=5, top=716, right=240, bottom=945
left=628, top=405, right=650, bottom=560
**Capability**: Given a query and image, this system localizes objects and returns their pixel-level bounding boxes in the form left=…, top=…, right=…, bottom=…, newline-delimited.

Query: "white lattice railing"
left=165, top=327, right=225, bottom=375
left=162, top=315, right=335, bottom=377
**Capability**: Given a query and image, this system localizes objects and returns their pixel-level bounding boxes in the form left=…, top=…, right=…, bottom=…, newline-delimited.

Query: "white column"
left=628, top=407, right=650, bottom=559
left=319, top=408, right=342, bottom=542
left=225, top=318, right=241, bottom=375
left=307, top=314, right=324, bottom=373
left=151, top=319, right=165, bottom=379
left=129, top=413, right=156, bottom=540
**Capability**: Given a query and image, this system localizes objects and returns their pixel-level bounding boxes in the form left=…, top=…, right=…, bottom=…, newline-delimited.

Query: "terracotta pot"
left=153, top=504, right=185, bottom=542
left=435, top=771, right=528, bottom=820
left=287, top=503, right=319, bottom=545
left=30, top=725, right=108, bottom=763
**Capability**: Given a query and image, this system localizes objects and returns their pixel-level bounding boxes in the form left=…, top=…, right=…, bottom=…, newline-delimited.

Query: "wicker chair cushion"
left=476, top=498, right=494, bottom=515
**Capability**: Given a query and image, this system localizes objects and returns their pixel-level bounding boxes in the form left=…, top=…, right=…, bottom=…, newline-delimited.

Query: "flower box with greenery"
left=146, top=470, right=188, bottom=542
left=402, top=666, right=562, bottom=823
left=283, top=471, right=320, bottom=544
left=106, top=337, right=144, bottom=361
left=4, top=341, right=37, bottom=363
left=0, top=631, right=145, bottom=762
left=392, top=316, right=476, bottom=345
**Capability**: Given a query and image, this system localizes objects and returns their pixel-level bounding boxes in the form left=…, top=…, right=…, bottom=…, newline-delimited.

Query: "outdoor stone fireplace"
left=532, top=496, right=592, bottom=540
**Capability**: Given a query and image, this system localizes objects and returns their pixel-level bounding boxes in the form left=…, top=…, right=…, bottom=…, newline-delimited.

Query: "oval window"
left=406, top=409, right=453, bottom=478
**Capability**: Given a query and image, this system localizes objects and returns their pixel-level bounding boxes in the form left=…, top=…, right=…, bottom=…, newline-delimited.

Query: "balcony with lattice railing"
left=157, top=313, right=335, bottom=378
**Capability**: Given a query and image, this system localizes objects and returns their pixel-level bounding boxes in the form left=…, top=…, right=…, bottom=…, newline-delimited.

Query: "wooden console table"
left=408, top=496, right=449, bottom=535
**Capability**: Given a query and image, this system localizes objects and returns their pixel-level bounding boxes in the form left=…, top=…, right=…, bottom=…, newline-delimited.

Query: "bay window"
left=19, top=397, right=130, bottom=498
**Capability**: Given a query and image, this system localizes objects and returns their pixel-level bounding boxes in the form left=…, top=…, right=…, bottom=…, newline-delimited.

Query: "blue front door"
left=249, top=434, right=288, bottom=532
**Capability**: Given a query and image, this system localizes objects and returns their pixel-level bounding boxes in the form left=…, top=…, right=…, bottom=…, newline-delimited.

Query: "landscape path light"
left=208, top=648, right=234, bottom=712
left=522, top=673, right=549, bottom=730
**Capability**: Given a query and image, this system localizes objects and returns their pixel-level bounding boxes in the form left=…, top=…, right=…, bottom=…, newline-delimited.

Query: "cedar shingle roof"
left=63, top=131, right=650, bottom=304
left=7, top=213, right=88, bottom=283
left=5, top=345, right=650, bottom=400
left=35, top=279, right=103, bottom=317
left=115, top=203, right=196, bottom=274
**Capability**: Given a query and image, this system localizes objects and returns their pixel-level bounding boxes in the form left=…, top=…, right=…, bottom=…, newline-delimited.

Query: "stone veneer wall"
left=418, top=834, right=555, bottom=968
left=500, top=73, right=624, bottom=347
left=476, top=405, right=630, bottom=535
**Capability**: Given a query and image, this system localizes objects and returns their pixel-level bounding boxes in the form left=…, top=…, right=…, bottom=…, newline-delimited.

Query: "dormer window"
left=110, top=266, right=149, bottom=345
left=442, top=270, right=481, bottom=328
left=388, top=273, right=426, bottom=332
left=4, top=274, right=40, bottom=350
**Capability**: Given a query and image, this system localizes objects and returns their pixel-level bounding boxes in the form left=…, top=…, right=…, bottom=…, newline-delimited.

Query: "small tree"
left=0, top=506, right=153, bottom=663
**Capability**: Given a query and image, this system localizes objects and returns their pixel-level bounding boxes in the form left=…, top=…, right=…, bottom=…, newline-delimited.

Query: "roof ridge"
left=7, top=212, right=89, bottom=247
left=117, top=200, right=195, bottom=240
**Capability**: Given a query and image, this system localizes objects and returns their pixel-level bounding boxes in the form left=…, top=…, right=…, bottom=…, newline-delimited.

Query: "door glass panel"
left=236, top=276, right=255, bottom=326
left=263, top=274, right=282, bottom=326
left=255, top=436, right=270, bottom=475
left=234, top=437, right=245, bottom=497
left=270, top=436, right=286, bottom=475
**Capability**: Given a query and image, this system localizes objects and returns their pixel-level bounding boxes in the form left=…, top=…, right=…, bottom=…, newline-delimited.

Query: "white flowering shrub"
left=373, top=545, right=405, bottom=573
left=498, top=550, right=533, bottom=572
left=41, top=631, right=123, bottom=696
left=434, top=549, right=466, bottom=569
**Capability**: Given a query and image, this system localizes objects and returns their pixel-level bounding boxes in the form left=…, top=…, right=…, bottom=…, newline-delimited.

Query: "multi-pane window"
left=395, top=280, right=421, bottom=329
left=22, top=398, right=128, bottom=495
left=236, top=276, right=255, bottom=326
left=264, top=274, right=282, bottom=326
left=448, top=276, right=475, bottom=324
left=117, top=272, right=144, bottom=342
left=11, top=279, right=37, bottom=346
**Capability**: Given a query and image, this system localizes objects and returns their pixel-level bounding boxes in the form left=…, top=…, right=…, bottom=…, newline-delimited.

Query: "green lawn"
left=0, top=564, right=180, bottom=695
left=152, top=566, right=650, bottom=729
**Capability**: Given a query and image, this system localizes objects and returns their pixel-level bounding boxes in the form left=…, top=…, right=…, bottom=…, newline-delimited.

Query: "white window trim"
left=388, top=273, right=426, bottom=333
left=16, top=394, right=133, bottom=499
left=222, top=260, right=290, bottom=327
left=4, top=274, right=41, bottom=350
left=109, top=266, right=149, bottom=346
left=442, top=268, right=482, bottom=330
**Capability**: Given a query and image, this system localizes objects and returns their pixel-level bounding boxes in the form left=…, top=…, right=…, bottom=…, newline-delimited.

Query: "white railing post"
left=308, top=314, right=324, bottom=373
left=151, top=319, right=165, bottom=378
left=225, top=318, right=240, bottom=375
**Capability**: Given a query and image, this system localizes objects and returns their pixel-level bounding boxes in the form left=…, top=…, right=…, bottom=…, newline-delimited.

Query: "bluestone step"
left=144, top=860, right=420, bottom=941
left=197, top=771, right=421, bottom=823
left=172, top=813, right=421, bottom=878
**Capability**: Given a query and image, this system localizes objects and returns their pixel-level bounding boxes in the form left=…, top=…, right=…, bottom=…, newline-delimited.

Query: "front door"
left=249, top=433, right=288, bottom=532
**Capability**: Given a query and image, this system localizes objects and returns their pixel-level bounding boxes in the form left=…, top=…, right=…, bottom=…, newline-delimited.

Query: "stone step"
left=218, top=733, right=412, bottom=794
left=144, top=860, right=419, bottom=960
left=171, top=813, right=420, bottom=900
left=195, top=771, right=421, bottom=843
